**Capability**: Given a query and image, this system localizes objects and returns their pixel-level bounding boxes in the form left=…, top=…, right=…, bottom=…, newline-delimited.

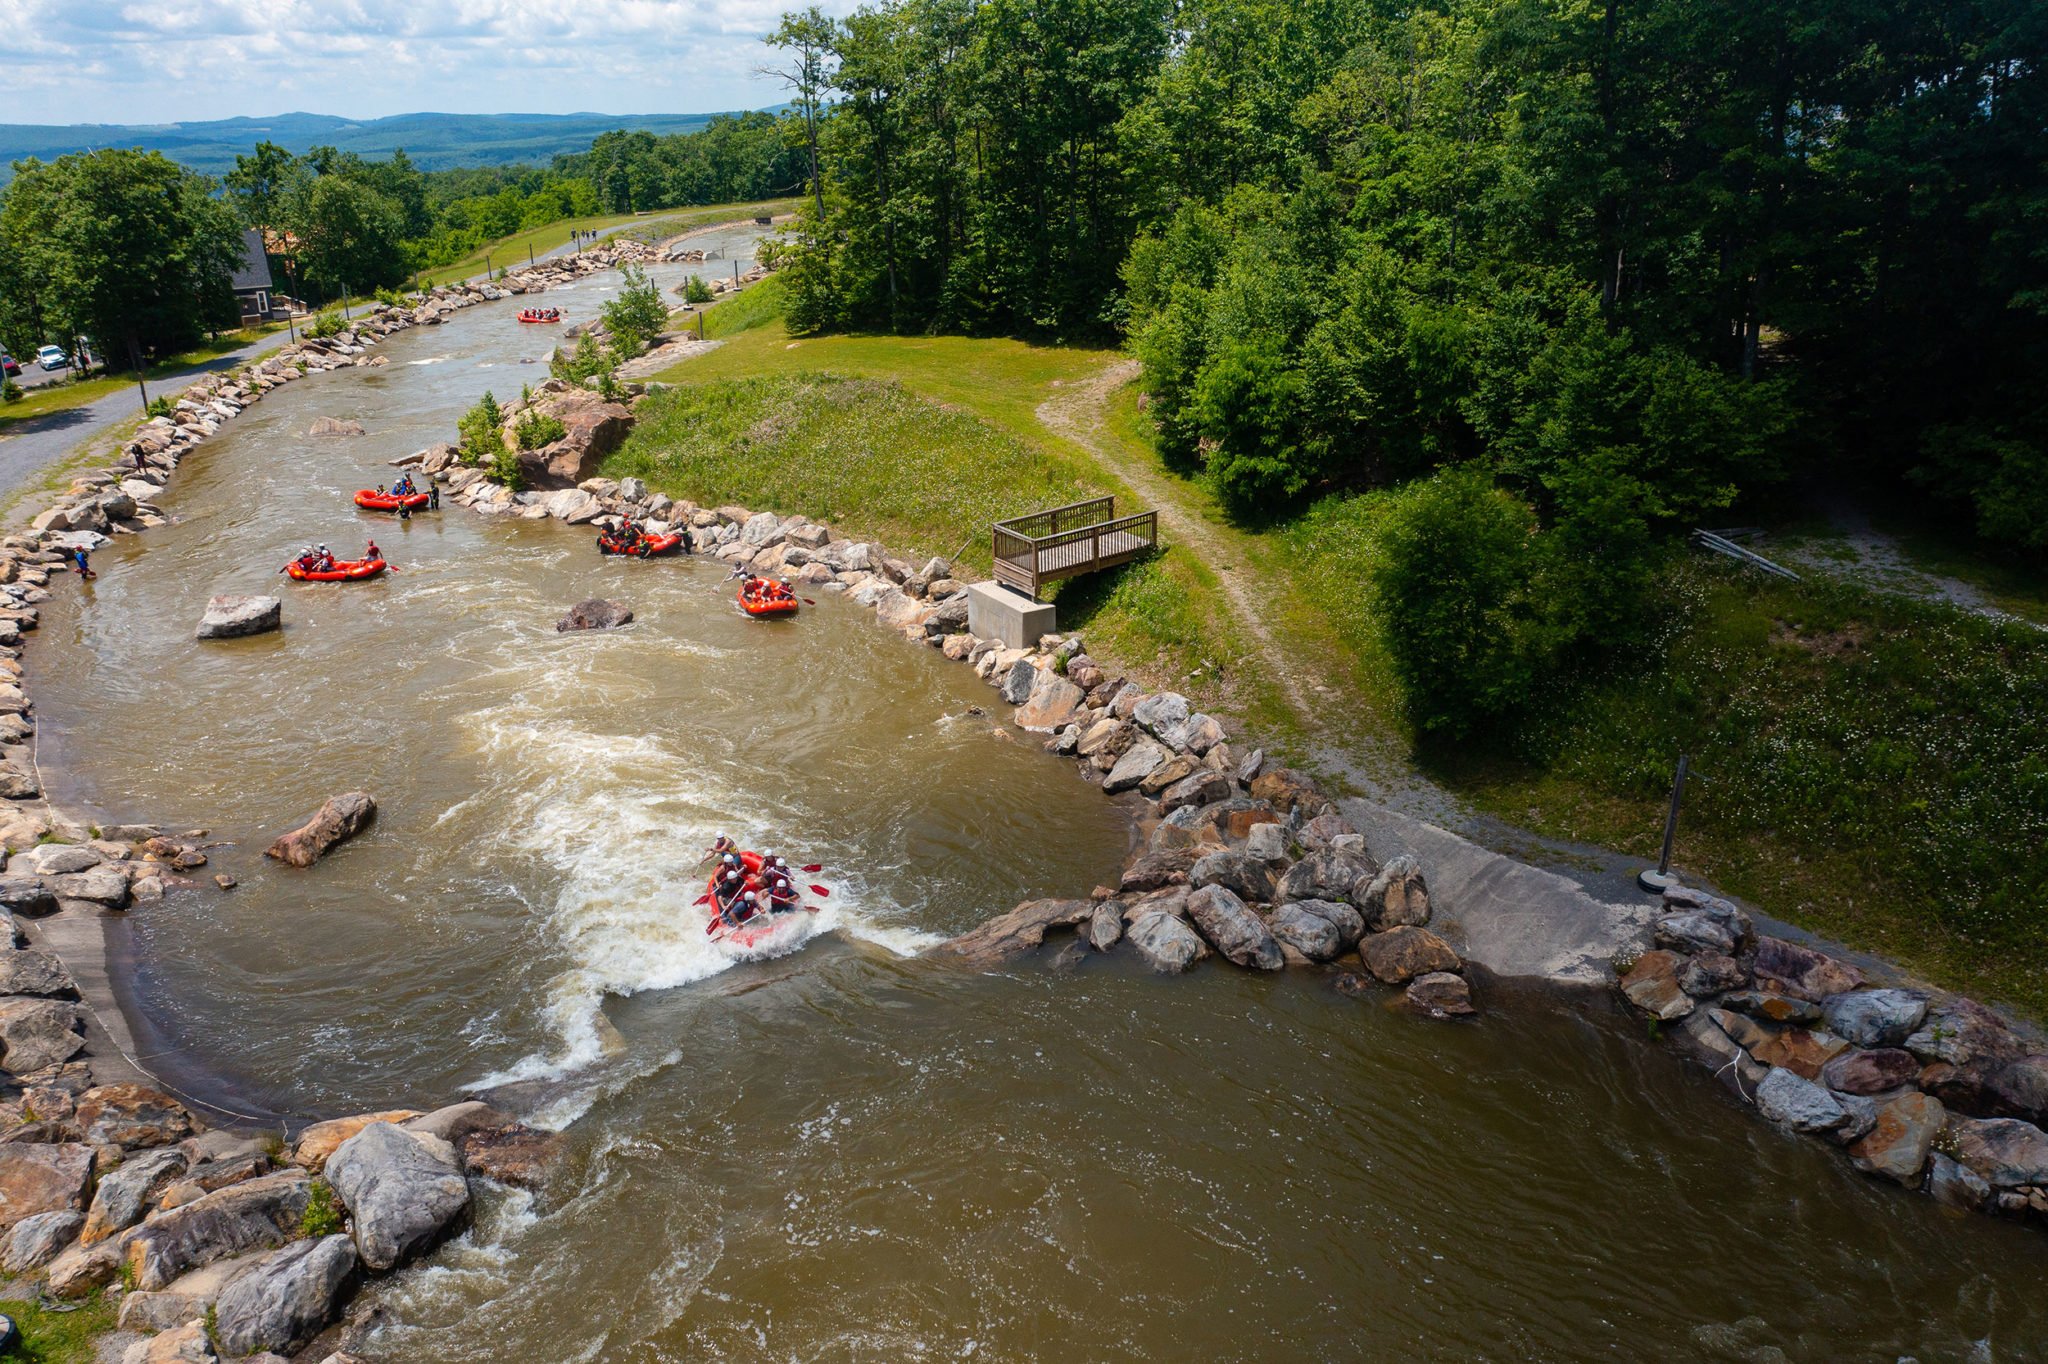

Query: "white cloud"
left=0, top=0, right=851, bottom=124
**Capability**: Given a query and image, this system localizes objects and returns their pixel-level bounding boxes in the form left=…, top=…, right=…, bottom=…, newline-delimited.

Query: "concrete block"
left=966, top=582, right=1055, bottom=651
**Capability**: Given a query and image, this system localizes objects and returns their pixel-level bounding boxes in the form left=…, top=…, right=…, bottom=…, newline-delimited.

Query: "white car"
left=35, top=345, right=67, bottom=370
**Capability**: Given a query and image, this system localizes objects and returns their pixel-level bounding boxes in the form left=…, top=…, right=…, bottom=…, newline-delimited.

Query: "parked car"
left=0, top=354, right=19, bottom=378
left=36, top=345, right=68, bottom=370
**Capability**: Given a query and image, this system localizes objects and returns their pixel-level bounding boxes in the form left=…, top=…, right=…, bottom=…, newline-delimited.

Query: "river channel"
left=21, top=230, right=2048, bottom=1361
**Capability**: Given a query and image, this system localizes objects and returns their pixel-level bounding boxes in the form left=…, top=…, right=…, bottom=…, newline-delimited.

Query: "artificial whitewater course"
left=0, top=228, right=2045, bottom=1362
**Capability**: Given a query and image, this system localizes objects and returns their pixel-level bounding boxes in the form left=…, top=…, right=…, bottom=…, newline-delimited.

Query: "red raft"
left=597, top=530, right=683, bottom=557
left=285, top=557, right=386, bottom=583
left=517, top=308, right=562, bottom=324
left=354, top=489, right=430, bottom=511
left=702, top=849, right=816, bottom=949
left=738, top=579, right=798, bottom=617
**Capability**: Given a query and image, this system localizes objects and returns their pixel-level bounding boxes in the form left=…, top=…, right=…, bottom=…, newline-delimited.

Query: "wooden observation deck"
left=992, top=496, right=1159, bottom=601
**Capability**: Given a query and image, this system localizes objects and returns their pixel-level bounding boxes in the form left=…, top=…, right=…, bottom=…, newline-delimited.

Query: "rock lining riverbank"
left=0, top=241, right=650, bottom=1362
left=1, top=222, right=2039, bottom=1356
left=432, top=433, right=2048, bottom=1239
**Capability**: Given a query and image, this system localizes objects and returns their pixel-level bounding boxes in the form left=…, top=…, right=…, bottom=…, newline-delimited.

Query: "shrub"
left=683, top=274, right=715, bottom=305
left=299, top=1178, right=344, bottom=1238
left=307, top=310, right=344, bottom=339
left=0, top=378, right=21, bottom=405
left=1371, top=467, right=1547, bottom=738
left=457, top=390, right=505, bottom=466
left=514, top=409, right=566, bottom=451
left=600, top=263, right=668, bottom=358
left=551, top=331, right=612, bottom=386
left=491, top=444, right=525, bottom=491
left=143, top=395, right=173, bottom=419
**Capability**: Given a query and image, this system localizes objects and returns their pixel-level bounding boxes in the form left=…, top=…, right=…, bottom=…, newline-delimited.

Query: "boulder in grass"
left=196, top=595, right=280, bottom=640
left=265, top=792, right=375, bottom=868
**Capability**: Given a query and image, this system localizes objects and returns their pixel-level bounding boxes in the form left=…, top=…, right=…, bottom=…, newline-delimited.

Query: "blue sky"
left=1, top=0, right=844, bottom=125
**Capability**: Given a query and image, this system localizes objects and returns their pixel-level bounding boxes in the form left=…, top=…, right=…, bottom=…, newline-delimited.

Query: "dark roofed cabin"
left=231, top=229, right=281, bottom=324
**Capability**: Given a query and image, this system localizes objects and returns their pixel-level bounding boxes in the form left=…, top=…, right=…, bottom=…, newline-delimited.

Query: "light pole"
left=1637, top=755, right=1691, bottom=892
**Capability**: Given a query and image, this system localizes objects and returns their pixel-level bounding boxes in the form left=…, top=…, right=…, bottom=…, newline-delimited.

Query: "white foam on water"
left=407, top=354, right=452, bottom=366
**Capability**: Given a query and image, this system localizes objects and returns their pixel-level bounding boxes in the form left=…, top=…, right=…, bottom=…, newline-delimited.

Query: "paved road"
left=0, top=327, right=299, bottom=496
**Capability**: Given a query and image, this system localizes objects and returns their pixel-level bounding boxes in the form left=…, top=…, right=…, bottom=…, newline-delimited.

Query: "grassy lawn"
left=414, top=198, right=800, bottom=290
left=0, top=326, right=285, bottom=433
left=608, top=372, right=1116, bottom=577
left=628, top=289, right=2048, bottom=1018
left=0, top=1291, right=117, bottom=1362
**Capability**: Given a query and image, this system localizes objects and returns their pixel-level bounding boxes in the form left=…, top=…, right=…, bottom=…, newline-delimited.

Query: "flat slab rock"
left=196, top=594, right=281, bottom=640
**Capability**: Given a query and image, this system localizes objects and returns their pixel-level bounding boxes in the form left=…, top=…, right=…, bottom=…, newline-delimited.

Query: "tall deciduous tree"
left=0, top=149, right=243, bottom=368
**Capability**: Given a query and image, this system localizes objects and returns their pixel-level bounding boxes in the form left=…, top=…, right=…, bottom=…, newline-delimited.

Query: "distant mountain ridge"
left=0, top=109, right=769, bottom=180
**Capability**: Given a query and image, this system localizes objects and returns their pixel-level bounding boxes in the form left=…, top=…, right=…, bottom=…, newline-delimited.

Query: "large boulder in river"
left=939, top=899, right=1093, bottom=965
left=325, top=1122, right=470, bottom=1271
left=1265, top=904, right=1341, bottom=961
left=307, top=417, right=365, bottom=437
left=1185, top=885, right=1282, bottom=970
left=195, top=594, right=280, bottom=640
left=212, top=1234, right=359, bottom=1357
left=1125, top=911, right=1206, bottom=973
left=265, top=792, right=375, bottom=868
left=556, top=598, right=633, bottom=632
left=513, top=390, right=634, bottom=489
left=1360, top=926, right=1461, bottom=985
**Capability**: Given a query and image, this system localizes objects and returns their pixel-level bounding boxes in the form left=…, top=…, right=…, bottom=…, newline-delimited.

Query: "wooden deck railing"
left=992, top=496, right=1159, bottom=599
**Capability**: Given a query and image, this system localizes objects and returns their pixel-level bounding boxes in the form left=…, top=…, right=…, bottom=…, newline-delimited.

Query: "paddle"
left=808, top=884, right=831, bottom=898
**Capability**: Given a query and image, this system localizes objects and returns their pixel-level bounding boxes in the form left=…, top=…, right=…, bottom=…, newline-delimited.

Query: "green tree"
left=296, top=176, right=408, bottom=296
left=600, top=264, right=668, bottom=357
left=0, top=149, right=244, bottom=370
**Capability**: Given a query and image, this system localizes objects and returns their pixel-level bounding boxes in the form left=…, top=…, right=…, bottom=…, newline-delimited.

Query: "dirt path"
left=1781, top=488, right=2042, bottom=629
left=1034, top=359, right=1330, bottom=733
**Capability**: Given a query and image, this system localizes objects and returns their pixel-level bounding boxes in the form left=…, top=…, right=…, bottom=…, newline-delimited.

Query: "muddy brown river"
left=23, top=233, right=2048, bottom=1361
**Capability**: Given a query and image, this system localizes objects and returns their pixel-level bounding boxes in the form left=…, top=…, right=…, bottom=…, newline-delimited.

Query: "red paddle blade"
left=801, top=864, right=823, bottom=873
left=809, top=884, right=831, bottom=897
left=693, top=894, right=710, bottom=906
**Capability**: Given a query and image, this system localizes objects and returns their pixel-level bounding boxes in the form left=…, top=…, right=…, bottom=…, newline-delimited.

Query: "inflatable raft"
left=286, top=557, right=386, bottom=583
left=517, top=308, right=562, bottom=324
left=739, top=581, right=798, bottom=617
left=597, top=530, right=684, bottom=557
left=355, top=489, right=430, bottom=511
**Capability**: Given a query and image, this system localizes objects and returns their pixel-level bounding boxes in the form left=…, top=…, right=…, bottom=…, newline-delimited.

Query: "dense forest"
left=769, top=0, right=2046, bottom=732
left=0, top=111, right=803, bottom=374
